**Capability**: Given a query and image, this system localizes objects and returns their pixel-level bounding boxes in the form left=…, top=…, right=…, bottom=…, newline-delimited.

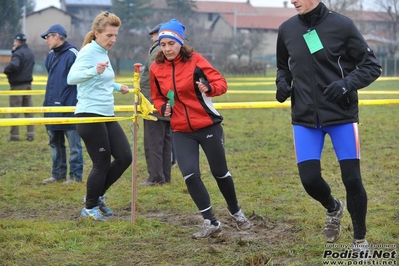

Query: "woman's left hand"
left=196, top=80, right=209, bottom=93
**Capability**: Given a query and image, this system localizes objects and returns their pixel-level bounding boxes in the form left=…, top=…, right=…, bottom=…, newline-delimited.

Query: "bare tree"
left=231, top=32, right=250, bottom=64
left=375, top=0, right=399, bottom=56
left=323, top=0, right=361, bottom=13
left=246, top=29, right=264, bottom=64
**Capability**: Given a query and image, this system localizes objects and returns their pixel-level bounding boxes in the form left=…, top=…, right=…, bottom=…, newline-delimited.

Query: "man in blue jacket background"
left=40, top=24, right=84, bottom=185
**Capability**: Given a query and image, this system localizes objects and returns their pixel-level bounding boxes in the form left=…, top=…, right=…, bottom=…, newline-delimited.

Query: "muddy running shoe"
left=228, top=209, right=251, bottom=230
left=324, top=199, right=345, bottom=243
left=81, top=206, right=107, bottom=221
left=192, top=219, right=222, bottom=239
left=98, top=195, right=113, bottom=216
left=83, top=195, right=113, bottom=216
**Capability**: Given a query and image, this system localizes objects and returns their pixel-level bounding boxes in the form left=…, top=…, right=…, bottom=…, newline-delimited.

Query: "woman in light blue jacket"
left=67, top=11, right=132, bottom=221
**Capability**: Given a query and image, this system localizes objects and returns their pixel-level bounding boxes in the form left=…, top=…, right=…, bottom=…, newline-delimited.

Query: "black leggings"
left=173, top=123, right=240, bottom=220
left=298, top=159, right=367, bottom=239
left=76, top=114, right=132, bottom=209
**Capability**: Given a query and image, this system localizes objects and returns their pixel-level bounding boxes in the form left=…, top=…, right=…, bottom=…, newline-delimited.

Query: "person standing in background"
left=40, top=24, right=84, bottom=185
left=140, top=22, right=173, bottom=186
left=275, top=0, right=381, bottom=248
left=67, top=11, right=132, bottom=221
left=150, top=18, right=251, bottom=238
left=4, top=33, right=35, bottom=142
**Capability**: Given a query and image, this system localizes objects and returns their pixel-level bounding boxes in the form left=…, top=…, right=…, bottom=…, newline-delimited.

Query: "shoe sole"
left=227, top=209, right=252, bottom=231
left=236, top=223, right=252, bottom=231
left=325, top=227, right=342, bottom=243
left=210, top=228, right=222, bottom=237
left=81, top=211, right=107, bottom=221
left=99, top=209, right=113, bottom=216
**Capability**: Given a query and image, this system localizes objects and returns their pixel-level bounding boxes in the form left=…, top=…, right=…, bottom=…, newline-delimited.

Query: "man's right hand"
left=276, top=84, right=292, bottom=103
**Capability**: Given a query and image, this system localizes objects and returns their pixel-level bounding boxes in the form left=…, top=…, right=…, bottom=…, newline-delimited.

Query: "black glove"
left=276, top=85, right=291, bottom=103
left=323, top=80, right=349, bottom=103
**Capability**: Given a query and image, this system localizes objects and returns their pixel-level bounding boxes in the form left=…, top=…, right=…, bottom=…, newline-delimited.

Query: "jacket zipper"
left=171, top=60, right=194, bottom=132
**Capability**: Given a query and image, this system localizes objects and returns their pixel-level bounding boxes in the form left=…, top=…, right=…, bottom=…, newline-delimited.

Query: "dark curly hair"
left=155, top=45, right=194, bottom=64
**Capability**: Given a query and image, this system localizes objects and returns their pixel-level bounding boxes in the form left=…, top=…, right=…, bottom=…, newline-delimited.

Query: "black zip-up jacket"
left=3, top=43, right=35, bottom=86
left=276, top=3, right=381, bottom=127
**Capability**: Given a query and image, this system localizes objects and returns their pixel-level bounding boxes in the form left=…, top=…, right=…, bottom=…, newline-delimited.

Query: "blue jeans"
left=48, top=130, right=83, bottom=181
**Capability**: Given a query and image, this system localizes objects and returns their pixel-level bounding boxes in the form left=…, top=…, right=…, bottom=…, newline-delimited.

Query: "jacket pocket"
left=337, top=91, right=357, bottom=110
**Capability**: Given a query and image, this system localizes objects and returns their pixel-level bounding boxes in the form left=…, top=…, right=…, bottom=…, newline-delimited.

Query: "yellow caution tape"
left=0, top=99, right=398, bottom=116
left=212, top=99, right=399, bottom=109
left=2, top=89, right=399, bottom=96
left=225, top=90, right=399, bottom=94
left=0, top=90, right=46, bottom=95
left=214, top=101, right=290, bottom=109
left=358, top=99, right=399, bottom=105
left=0, top=116, right=132, bottom=126
left=0, top=89, right=148, bottom=95
left=0, top=105, right=157, bottom=114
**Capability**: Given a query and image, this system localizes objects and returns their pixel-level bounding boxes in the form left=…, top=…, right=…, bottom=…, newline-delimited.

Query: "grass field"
left=0, top=74, right=398, bottom=265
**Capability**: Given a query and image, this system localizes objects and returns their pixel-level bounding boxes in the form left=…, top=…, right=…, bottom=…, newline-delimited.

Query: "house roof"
left=195, top=1, right=258, bottom=14
left=256, top=6, right=297, bottom=16
left=26, top=6, right=81, bottom=19
left=364, top=33, right=399, bottom=45
left=345, top=10, right=392, bottom=22
left=220, top=13, right=290, bottom=30
left=194, top=1, right=296, bottom=31
left=64, top=0, right=112, bottom=6
left=150, top=0, right=258, bottom=14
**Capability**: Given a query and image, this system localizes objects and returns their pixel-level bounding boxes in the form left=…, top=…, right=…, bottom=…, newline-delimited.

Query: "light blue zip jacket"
left=67, top=40, right=121, bottom=116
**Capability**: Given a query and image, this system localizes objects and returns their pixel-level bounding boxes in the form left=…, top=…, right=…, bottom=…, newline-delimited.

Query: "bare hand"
left=196, top=80, right=209, bottom=93
left=97, top=61, right=109, bottom=74
left=164, top=103, right=171, bottom=116
left=120, top=85, right=129, bottom=94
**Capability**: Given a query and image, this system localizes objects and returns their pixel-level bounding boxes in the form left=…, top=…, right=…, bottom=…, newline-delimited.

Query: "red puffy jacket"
left=150, top=52, right=227, bottom=132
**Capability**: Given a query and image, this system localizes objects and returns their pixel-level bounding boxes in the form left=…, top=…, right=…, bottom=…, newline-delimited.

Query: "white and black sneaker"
left=192, top=219, right=222, bottom=239
left=228, top=209, right=252, bottom=230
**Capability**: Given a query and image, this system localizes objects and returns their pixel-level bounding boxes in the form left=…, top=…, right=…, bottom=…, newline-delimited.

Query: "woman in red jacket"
left=150, top=18, right=251, bottom=239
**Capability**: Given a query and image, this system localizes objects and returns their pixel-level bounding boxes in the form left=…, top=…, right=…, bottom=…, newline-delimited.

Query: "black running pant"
left=173, top=123, right=240, bottom=219
left=298, top=159, right=367, bottom=239
left=76, top=114, right=132, bottom=209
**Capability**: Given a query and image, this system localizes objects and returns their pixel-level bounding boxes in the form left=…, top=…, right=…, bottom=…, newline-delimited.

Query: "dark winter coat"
left=3, top=43, right=35, bottom=86
left=43, top=41, right=79, bottom=131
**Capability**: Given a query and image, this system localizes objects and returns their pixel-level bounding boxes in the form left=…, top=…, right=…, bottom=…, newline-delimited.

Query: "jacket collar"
left=298, top=2, right=330, bottom=28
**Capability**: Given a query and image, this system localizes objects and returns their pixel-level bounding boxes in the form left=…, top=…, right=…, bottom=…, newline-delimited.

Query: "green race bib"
left=303, top=29, right=323, bottom=54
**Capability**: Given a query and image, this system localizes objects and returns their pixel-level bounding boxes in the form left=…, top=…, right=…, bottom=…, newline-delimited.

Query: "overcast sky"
left=34, top=0, right=292, bottom=11
left=34, top=0, right=374, bottom=12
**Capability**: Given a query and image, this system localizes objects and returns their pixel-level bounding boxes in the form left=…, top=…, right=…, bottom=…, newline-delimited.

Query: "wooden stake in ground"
left=131, top=63, right=142, bottom=224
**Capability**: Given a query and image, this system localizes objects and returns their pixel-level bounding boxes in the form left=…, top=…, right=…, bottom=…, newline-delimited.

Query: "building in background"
left=17, top=0, right=398, bottom=75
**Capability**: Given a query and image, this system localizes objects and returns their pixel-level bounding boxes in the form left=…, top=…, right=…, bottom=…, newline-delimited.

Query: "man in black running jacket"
left=275, top=0, right=381, bottom=248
